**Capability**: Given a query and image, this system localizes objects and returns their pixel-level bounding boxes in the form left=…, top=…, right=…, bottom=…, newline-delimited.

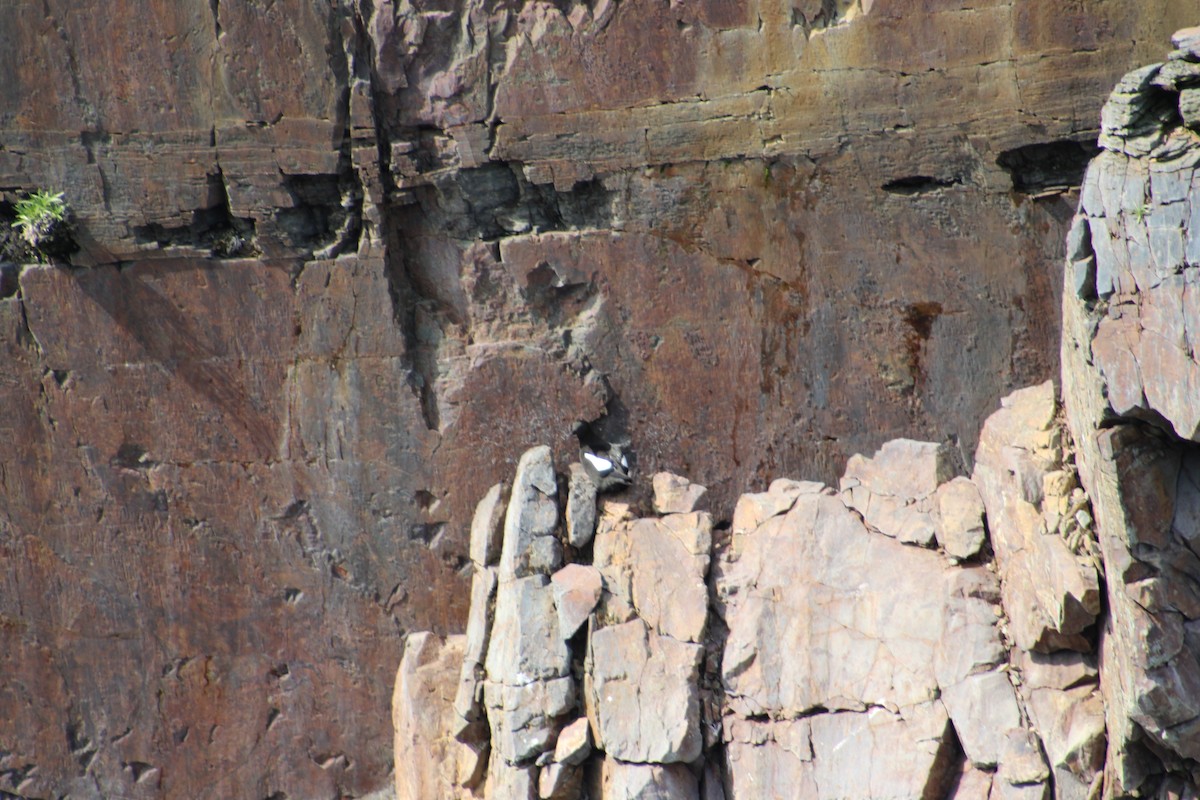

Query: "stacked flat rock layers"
left=393, top=382, right=1108, bottom=799
left=1062, top=26, right=1200, bottom=797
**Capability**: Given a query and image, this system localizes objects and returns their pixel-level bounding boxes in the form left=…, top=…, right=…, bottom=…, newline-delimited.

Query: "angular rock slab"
left=594, top=511, right=712, bottom=643
left=484, top=573, right=572, bottom=764
left=551, top=563, right=603, bottom=640
left=1019, top=652, right=1104, bottom=800
left=936, top=476, right=987, bottom=560
left=554, top=717, right=593, bottom=766
left=841, top=438, right=957, bottom=547
left=717, top=490, right=949, bottom=717
left=731, top=477, right=823, bottom=536
left=586, top=619, right=703, bottom=764
left=453, top=566, right=498, bottom=728
left=651, top=471, right=708, bottom=514
left=724, top=703, right=958, bottom=800
left=500, top=445, right=561, bottom=580
left=588, top=759, right=699, bottom=800
left=471, top=482, right=508, bottom=567
left=484, top=676, right=576, bottom=765
left=566, top=463, right=598, bottom=548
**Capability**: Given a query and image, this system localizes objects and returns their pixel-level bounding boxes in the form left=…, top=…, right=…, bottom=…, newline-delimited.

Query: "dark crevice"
left=133, top=170, right=257, bottom=258
left=404, top=163, right=616, bottom=242
left=275, top=166, right=361, bottom=259
left=881, top=175, right=963, bottom=195
left=996, top=140, right=1100, bottom=194
left=0, top=262, right=19, bottom=299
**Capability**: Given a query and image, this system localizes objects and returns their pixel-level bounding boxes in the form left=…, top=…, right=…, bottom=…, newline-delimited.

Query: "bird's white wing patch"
left=583, top=451, right=614, bottom=474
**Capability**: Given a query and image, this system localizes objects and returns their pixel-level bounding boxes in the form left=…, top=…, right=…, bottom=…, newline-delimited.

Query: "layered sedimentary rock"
left=1061, top=27, right=1200, bottom=795
left=0, top=1, right=1194, bottom=796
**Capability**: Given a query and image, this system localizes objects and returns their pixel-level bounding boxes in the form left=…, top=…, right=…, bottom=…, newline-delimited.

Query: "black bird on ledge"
left=571, top=419, right=632, bottom=493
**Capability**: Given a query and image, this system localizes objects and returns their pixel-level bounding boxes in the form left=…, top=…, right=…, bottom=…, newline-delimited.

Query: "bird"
left=571, top=420, right=632, bottom=492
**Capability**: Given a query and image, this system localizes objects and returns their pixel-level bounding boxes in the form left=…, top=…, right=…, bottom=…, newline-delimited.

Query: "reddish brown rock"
left=0, top=0, right=1191, bottom=795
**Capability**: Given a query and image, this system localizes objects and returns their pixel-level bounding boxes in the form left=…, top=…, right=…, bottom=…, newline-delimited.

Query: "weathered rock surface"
left=937, top=476, right=988, bottom=560
left=586, top=620, right=703, bottom=764
left=841, top=438, right=956, bottom=546
left=499, top=446, right=561, bottom=580
left=551, top=564, right=603, bottom=641
left=974, top=382, right=1102, bottom=654
left=394, top=632, right=473, bottom=800
left=566, top=464, right=599, bottom=549
left=1061, top=30, right=1200, bottom=795
left=471, top=483, right=509, bottom=568
left=1, top=1, right=1195, bottom=795
left=651, top=472, right=708, bottom=515
left=588, top=759, right=699, bottom=800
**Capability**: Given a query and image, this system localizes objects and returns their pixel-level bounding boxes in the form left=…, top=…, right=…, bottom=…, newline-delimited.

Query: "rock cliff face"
left=0, top=1, right=1194, bottom=798
left=394, top=29, right=1200, bottom=800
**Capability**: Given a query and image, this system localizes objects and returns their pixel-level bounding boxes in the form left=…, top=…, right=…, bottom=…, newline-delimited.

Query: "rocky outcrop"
left=397, top=394, right=1114, bottom=798
left=1061, top=28, right=1200, bottom=796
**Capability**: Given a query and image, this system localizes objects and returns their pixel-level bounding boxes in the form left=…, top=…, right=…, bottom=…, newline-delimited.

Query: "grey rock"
left=484, top=676, right=575, bottom=764
left=500, top=445, right=561, bottom=580
left=841, top=439, right=956, bottom=547
left=1171, top=26, right=1200, bottom=60
left=566, top=463, right=598, bottom=548
left=590, top=759, right=699, bottom=800
left=941, top=671, right=1023, bottom=769
left=807, top=702, right=957, bottom=799
left=718, top=490, right=947, bottom=717
left=1181, top=87, right=1200, bottom=130
left=553, top=717, right=592, bottom=766
left=731, top=477, right=822, bottom=535
left=1099, top=63, right=1173, bottom=156
left=1153, top=58, right=1200, bottom=90
left=453, top=566, right=498, bottom=728
left=586, top=619, right=703, bottom=764
left=538, top=762, right=582, bottom=800
left=594, top=512, right=711, bottom=643
left=842, top=438, right=956, bottom=498
left=973, top=382, right=1101, bottom=652
left=484, top=571, right=572, bottom=764
left=486, top=574, right=570, bottom=685
left=936, top=476, right=987, bottom=560
left=485, top=759, right=539, bottom=800
left=470, top=482, right=508, bottom=568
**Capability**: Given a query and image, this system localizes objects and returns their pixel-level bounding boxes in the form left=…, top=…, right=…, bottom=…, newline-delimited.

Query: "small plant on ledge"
left=10, top=190, right=75, bottom=261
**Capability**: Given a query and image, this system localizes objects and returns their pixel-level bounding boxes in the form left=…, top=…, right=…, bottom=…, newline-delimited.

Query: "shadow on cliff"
left=67, top=258, right=285, bottom=460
